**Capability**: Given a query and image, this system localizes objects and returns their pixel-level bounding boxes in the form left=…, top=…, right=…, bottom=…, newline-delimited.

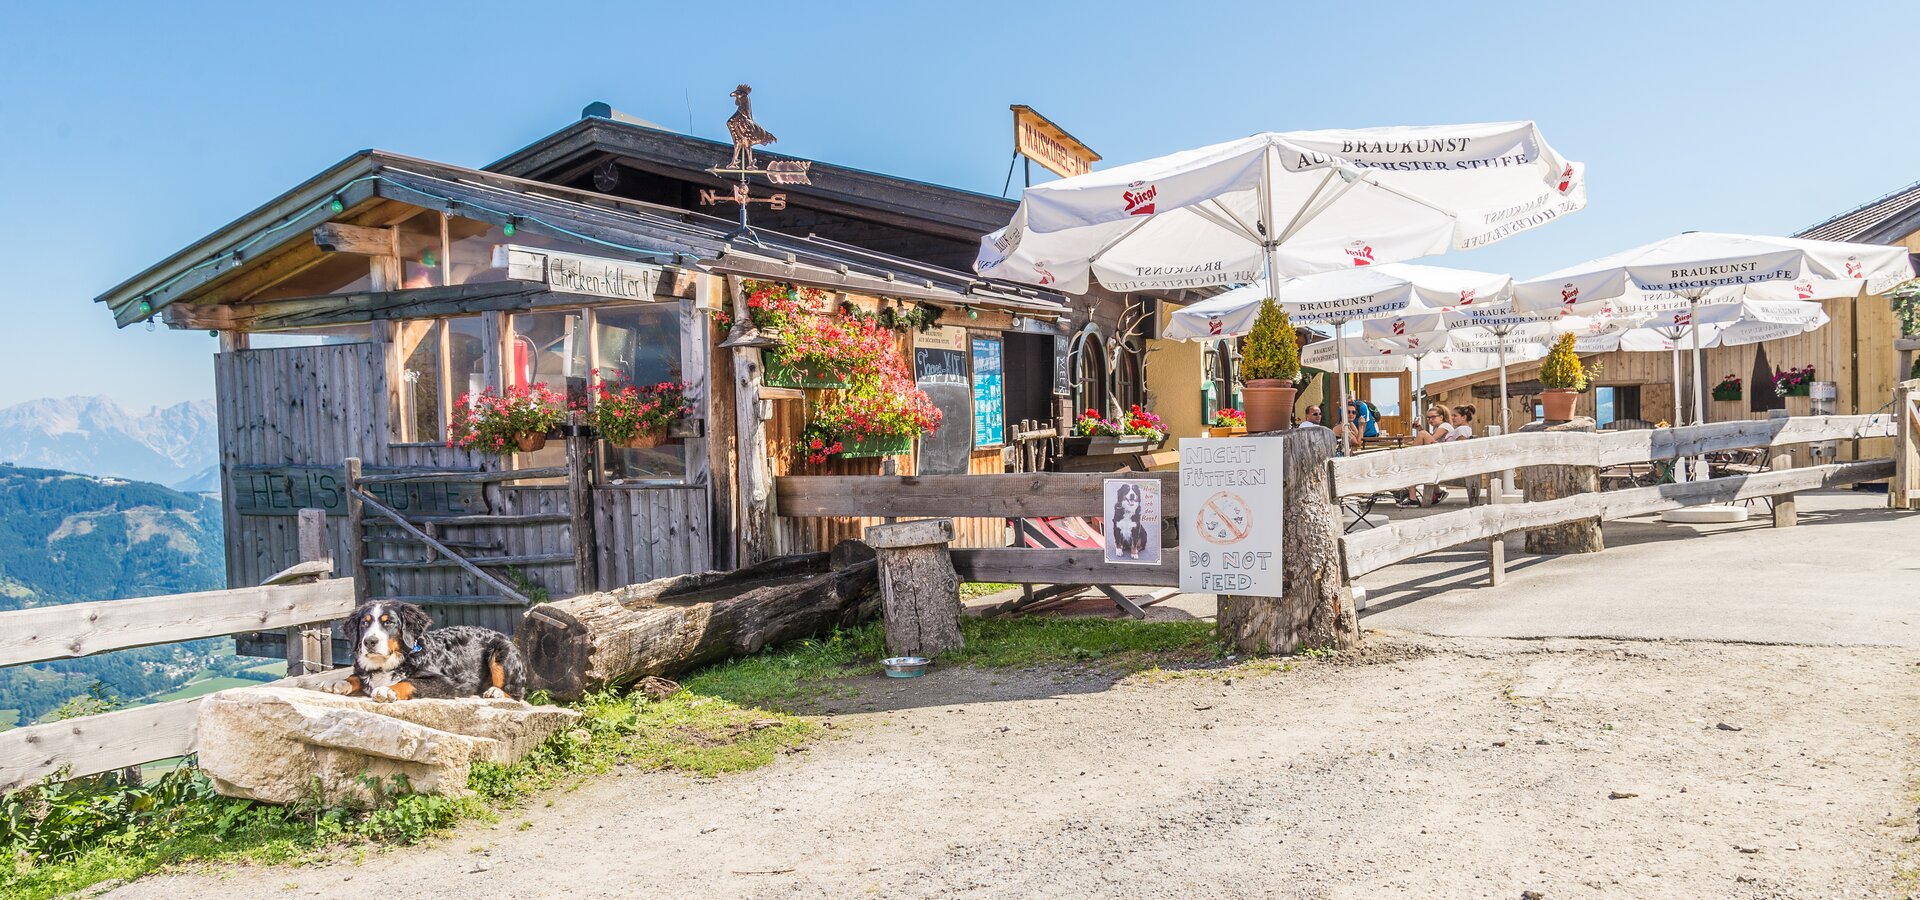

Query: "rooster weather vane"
left=702, top=84, right=811, bottom=242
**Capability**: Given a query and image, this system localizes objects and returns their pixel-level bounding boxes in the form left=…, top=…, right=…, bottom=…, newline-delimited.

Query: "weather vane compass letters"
left=701, top=84, right=811, bottom=242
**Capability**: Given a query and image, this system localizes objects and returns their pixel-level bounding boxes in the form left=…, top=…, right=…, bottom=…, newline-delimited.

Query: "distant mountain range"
left=0, top=396, right=217, bottom=491
left=0, top=466, right=228, bottom=723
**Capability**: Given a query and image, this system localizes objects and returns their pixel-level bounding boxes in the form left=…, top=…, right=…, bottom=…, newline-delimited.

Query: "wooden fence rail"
left=0, top=518, right=353, bottom=793
left=1335, top=411, right=1900, bottom=579
left=1328, top=413, right=1897, bottom=498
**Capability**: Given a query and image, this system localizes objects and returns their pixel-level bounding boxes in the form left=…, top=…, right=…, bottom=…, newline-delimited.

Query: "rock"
left=1522, top=891, right=1547, bottom=900
left=1608, top=790, right=1639, bottom=800
left=635, top=676, right=682, bottom=701
left=196, top=685, right=581, bottom=807
left=1716, top=722, right=1743, bottom=732
left=1736, top=844, right=1761, bottom=854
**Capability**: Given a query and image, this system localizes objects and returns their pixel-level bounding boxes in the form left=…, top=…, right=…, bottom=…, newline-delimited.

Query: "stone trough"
left=195, top=680, right=580, bottom=807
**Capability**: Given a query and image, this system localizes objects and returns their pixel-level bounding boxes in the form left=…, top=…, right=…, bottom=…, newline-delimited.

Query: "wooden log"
left=1518, top=417, right=1604, bottom=555
left=1217, top=428, right=1357, bottom=655
left=866, top=519, right=964, bottom=658
left=514, top=553, right=879, bottom=702
left=950, top=547, right=1179, bottom=587
left=724, top=278, right=775, bottom=566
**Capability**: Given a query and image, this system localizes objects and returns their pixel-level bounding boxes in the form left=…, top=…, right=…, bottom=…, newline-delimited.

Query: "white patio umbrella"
left=1513, top=232, right=1912, bottom=430
left=1304, top=333, right=1544, bottom=420
left=977, top=122, right=1586, bottom=449
left=1366, top=304, right=1630, bottom=434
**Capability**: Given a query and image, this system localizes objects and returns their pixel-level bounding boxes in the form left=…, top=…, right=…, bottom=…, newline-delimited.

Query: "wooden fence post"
left=1519, top=417, right=1604, bottom=554
left=1485, top=473, right=1505, bottom=586
left=344, top=457, right=369, bottom=604
left=566, top=410, right=600, bottom=593
left=285, top=508, right=334, bottom=674
left=1895, top=379, right=1919, bottom=511
left=1217, top=427, right=1357, bottom=655
left=866, top=518, right=965, bottom=658
left=1768, top=409, right=1798, bottom=526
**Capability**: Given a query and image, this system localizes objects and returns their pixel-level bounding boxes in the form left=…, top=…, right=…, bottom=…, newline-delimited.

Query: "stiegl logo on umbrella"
left=1345, top=241, right=1375, bottom=266
left=1123, top=182, right=1157, bottom=216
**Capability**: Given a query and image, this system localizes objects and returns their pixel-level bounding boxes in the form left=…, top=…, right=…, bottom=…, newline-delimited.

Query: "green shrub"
left=1240, top=299, right=1299, bottom=382
left=1538, top=333, right=1589, bottom=390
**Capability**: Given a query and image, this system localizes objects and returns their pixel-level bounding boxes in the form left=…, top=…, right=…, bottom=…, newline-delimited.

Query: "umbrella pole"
left=1689, top=297, right=1707, bottom=480
left=1335, top=322, right=1350, bottom=455
left=1670, top=340, right=1686, bottom=482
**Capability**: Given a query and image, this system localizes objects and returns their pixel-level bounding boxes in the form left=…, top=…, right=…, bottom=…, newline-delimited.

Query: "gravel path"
left=106, top=632, right=1920, bottom=899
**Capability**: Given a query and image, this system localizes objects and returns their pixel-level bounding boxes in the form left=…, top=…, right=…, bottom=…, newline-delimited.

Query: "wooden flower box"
left=837, top=434, right=913, bottom=458
left=762, top=350, right=852, bottom=389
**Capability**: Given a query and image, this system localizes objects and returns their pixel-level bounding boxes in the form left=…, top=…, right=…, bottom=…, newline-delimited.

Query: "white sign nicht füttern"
left=1178, top=437, right=1284, bottom=594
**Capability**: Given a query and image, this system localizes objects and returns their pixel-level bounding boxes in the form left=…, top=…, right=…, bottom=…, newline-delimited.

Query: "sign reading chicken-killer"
left=1012, top=105, right=1100, bottom=179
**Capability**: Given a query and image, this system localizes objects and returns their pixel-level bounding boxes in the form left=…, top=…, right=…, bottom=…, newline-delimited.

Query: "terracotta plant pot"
left=1540, top=389, right=1578, bottom=421
left=1208, top=425, right=1247, bottom=438
left=514, top=431, right=548, bottom=452
left=611, top=430, right=667, bottom=450
left=1241, top=380, right=1296, bottom=433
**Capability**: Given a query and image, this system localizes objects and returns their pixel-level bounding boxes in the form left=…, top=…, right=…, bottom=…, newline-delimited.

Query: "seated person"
left=1355, top=400, right=1381, bottom=438
left=1441, top=405, right=1475, bottom=441
left=1300, top=405, right=1325, bottom=428
left=1331, top=402, right=1367, bottom=446
left=1410, top=404, right=1449, bottom=446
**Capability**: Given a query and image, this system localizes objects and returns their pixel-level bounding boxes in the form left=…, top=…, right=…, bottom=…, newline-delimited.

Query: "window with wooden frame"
left=389, top=316, right=487, bottom=444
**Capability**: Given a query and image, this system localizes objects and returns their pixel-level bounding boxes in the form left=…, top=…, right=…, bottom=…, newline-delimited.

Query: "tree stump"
left=865, top=518, right=964, bottom=658
left=1217, top=427, right=1358, bottom=655
left=1517, top=416, right=1603, bottom=555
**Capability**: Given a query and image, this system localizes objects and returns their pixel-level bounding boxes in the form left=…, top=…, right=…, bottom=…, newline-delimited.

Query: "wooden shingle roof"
left=1796, top=181, right=1920, bottom=244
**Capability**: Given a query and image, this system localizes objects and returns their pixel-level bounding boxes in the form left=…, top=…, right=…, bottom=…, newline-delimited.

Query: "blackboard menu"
left=914, top=326, right=973, bottom=475
left=971, top=335, right=1005, bottom=447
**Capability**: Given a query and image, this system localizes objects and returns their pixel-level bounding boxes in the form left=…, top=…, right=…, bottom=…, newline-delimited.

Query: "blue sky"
left=3, top=0, right=1916, bottom=409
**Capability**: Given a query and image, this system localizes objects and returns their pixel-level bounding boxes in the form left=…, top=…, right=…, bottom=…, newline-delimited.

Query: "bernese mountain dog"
left=1110, top=482, right=1150, bottom=560
left=322, top=601, right=527, bottom=702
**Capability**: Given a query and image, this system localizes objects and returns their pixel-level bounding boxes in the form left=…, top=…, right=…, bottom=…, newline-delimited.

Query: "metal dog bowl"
left=881, top=656, right=930, bottom=678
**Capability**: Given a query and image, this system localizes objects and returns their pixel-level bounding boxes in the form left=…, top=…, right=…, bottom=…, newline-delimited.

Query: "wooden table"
left=1360, top=435, right=1411, bottom=451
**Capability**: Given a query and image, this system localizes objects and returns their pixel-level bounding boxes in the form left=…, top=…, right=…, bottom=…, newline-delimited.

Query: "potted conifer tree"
left=1537, top=333, right=1589, bottom=421
left=1239, top=299, right=1300, bottom=433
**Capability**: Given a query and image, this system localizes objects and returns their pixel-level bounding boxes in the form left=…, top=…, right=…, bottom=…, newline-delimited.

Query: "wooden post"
left=866, top=518, right=965, bottom=658
left=566, top=410, right=599, bottom=593
left=1895, top=378, right=1920, bottom=511
left=722, top=278, right=776, bottom=566
left=1217, top=427, right=1357, bottom=655
left=344, top=457, right=369, bottom=604
left=1485, top=472, right=1506, bottom=586
left=1518, top=417, right=1604, bottom=555
left=1767, top=409, right=1798, bottom=527
left=286, top=509, right=334, bottom=674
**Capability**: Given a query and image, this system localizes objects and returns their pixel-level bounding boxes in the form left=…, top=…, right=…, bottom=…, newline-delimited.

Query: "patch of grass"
left=686, top=616, right=1220, bottom=707
left=2, top=687, right=810, bottom=899
left=0, top=709, right=16, bottom=730
left=957, top=582, right=1015, bottom=600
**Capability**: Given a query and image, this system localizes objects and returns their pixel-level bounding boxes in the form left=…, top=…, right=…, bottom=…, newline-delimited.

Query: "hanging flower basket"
left=585, top=377, right=692, bottom=449
left=447, top=383, right=566, bottom=457
left=1711, top=375, right=1742, bottom=402
left=762, top=350, right=853, bottom=389
left=514, top=431, right=549, bottom=452
left=837, top=434, right=914, bottom=458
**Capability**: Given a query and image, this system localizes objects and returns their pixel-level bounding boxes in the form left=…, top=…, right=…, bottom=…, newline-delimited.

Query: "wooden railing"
left=1331, top=413, right=1900, bottom=579
left=0, top=516, right=353, bottom=793
left=776, top=472, right=1182, bottom=588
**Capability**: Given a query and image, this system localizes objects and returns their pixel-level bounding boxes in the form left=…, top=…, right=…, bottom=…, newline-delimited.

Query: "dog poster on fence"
left=1102, top=478, right=1162, bottom=565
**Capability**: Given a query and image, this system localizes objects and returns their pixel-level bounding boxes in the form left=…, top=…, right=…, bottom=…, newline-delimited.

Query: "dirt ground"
left=104, top=631, right=1920, bottom=900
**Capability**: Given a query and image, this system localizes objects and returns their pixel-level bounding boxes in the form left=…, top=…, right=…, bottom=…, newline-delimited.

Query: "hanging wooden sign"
left=1012, top=105, right=1101, bottom=179
left=496, top=245, right=661, bottom=301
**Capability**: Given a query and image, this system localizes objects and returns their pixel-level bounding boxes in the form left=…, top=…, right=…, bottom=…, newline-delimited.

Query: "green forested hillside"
left=0, top=466, right=237, bottom=725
